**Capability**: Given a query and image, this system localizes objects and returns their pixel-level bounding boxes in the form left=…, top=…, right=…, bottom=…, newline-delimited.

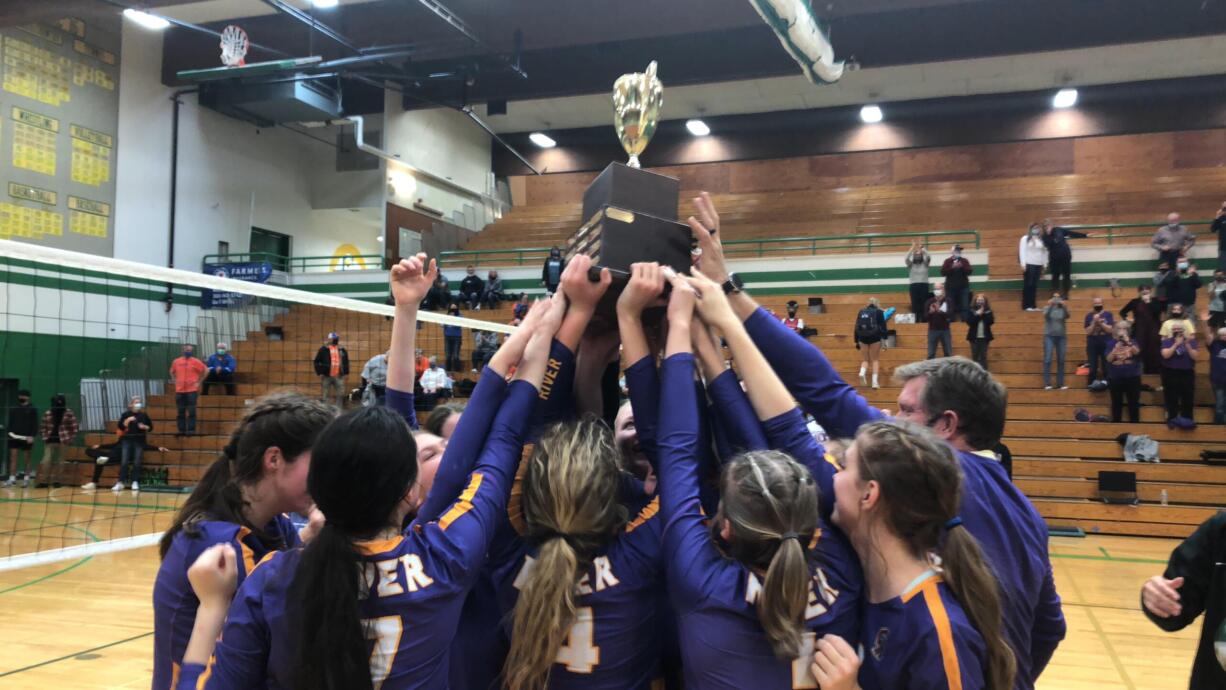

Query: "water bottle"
left=1160, top=489, right=1169, bottom=506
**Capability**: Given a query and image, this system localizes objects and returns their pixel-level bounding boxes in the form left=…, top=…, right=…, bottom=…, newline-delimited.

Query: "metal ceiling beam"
left=407, top=0, right=527, bottom=79
left=259, top=0, right=362, bottom=54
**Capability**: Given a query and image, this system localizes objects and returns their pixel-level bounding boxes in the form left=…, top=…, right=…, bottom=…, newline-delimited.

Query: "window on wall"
left=250, top=227, right=291, bottom=271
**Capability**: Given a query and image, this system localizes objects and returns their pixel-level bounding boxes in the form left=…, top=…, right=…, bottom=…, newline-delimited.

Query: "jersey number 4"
left=364, top=615, right=403, bottom=690
left=556, top=606, right=600, bottom=673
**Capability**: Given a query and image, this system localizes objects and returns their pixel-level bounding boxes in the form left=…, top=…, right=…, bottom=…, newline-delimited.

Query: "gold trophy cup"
left=612, top=61, right=663, bottom=168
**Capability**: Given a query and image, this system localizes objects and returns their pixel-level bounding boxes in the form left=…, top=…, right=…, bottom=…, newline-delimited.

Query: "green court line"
left=0, top=631, right=154, bottom=678
left=0, top=506, right=179, bottom=538
left=0, top=522, right=101, bottom=596
left=1050, top=552, right=1167, bottom=565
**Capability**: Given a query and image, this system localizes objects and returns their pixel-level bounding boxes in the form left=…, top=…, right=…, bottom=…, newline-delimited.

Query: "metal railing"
left=439, top=229, right=981, bottom=267
left=1059, top=220, right=1212, bottom=245
left=201, top=252, right=386, bottom=273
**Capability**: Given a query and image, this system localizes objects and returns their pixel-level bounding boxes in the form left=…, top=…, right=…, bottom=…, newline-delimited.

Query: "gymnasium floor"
left=0, top=486, right=1199, bottom=689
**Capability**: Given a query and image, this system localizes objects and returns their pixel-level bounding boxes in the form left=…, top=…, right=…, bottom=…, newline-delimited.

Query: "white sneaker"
left=4, top=476, right=13, bottom=487
left=871, top=375, right=880, bottom=389
left=111, top=481, right=123, bottom=492
left=81, top=482, right=96, bottom=490
left=131, top=482, right=139, bottom=492
left=858, top=369, right=867, bottom=385
left=1060, top=386, right=1069, bottom=390
left=1044, top=385, right=1053, bottom=390
left=22, top=476, right=31, bottom=488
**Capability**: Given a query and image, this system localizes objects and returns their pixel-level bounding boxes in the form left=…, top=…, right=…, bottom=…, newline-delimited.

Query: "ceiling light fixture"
left=122, top=8, right=171, bottom=30
left=529, top=132, right=556, bottom=148
left=1052, top=88, right=1078, bottom=109
left=686, top=119, right=710, bottom=136
left=311, top=0, right=340, bottom=8
left=860, top=105, right=883, bottom=123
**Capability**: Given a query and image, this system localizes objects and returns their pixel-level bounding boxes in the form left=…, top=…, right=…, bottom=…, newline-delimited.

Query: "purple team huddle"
left=151, top=194, right=1065, bottom=690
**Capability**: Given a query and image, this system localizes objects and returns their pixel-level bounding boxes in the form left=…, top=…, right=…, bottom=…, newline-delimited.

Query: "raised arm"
left=695, top=320, right=769, bottom=453
left=386, top=254, right=437, bottom=428
left=177, top=546, right=270, bottom=690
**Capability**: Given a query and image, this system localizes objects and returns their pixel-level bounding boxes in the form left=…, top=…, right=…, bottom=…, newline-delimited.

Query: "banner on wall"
left=201, top=261, right=273, bottom=308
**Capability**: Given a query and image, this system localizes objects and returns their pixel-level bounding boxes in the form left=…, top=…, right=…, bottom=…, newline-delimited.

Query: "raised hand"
left=390, top=253, right=437, bottom=307
left=685, top=270, right=737, bottom=330
left=663, top=267, right=698, bottom=325
left=1141, top=575, right=1185, bottom=618
left=688, top=192, right=728, bottom=284
left=810, top=634, right=861, bottom=690
left=617, top=262, right=666, bottom=318
left=559, top=254, right=612, bottom=314
left=187, top=543, right=239, bottom=608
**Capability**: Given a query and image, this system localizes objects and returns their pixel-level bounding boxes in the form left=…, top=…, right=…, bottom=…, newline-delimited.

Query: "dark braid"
left=159, top=393, right=335, bottom=558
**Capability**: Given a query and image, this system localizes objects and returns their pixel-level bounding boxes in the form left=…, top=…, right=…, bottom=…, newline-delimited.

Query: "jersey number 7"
left=556, top=606, right=600, bottom=673
left=364, top=615, right=403, bottom=689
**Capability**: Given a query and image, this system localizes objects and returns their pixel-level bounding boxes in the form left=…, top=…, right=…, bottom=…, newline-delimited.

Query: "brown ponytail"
left=159, top=393, right=334, bottom=558
left=855, top=421, right=1017, bottom=690
left=503, top=419, right=626, bottom=690
left=718, top=450, right=819, bottom=660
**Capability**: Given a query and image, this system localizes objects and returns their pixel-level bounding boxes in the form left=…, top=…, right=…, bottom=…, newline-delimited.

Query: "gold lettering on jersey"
left=376, top=559, right=404, bottom=597
left=538, top=357, right=561, bottom=400
left=401, top=554, right=434, bottom=592
left=577, top=556, right=620, bottom=595
left=361, top=554, right=436, bottom=599
left=804, top=568, right=840, bottom=620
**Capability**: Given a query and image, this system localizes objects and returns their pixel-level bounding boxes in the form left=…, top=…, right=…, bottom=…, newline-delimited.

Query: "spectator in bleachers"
left=360, top=350, right=389, bottom=405
left=1141, top=512, right=1226, bottom=690
left=459, top=265, right=484, bottom=310
left=1154, top=261, right=1176, bottom=313
left=1019, top=223, right=1048, bottom=311
left=422, top=273, right=451, bottom=311
left=443, top=304, right=463, bottom=371
left=170, top=344, right=207, bottom=437
left=1207, top=270, right=1226, bottom=330
left=1160, top=320, right=1199, bottom=428
left=36, top=393, right=77, bottom=488
left=924, top=284, right=954, bottom=359
left=1212, top=201, right=1226, bottom=271
left=1042, top=218, right=1089, bottom=298
left=312, top=332, right=349, bottom=408
left=512, top=293, right=530, bottom=321
left=1106, top=322, right=1142, bottom=423
left=965, top=294, right=995, bottom=371
left=1167, top=261, right=1203, bottom=319
left=419, top=356, right=449, bottom=410
left=781, top=300, right=804, bottom=334
left=1121, top=285, right=1163, bottom=375
left=480, top=270, right=505, bottom=309
left=202, top=342, right=236, bottom=396
left=4, top=389, right=36, bottom=487
left=116, top=395, right=152, bottom=492
left=1200, top=317, right=1226, bottom=424
left=541, top=245, right=564, bottom=294
left=424, top=402, right=464, bottom=440
left=471, top=329, right=498, bottom=372
left=1160, top=303, right=1196, bottom=339
left=1152, top=212, right=1195, bottom=269
left=940, top=244, right=973, bottom=320
left=1043, top=293, right=1070, bottom=390
left=905, top=241, right=931, bottom=320
left=1084, top=296, right=1115, bottom=390
left=854, top=297, right=887, bottom=388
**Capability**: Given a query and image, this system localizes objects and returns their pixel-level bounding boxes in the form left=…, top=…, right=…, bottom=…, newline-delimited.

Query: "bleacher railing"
left=1060, top=220, right=1212, bottom=245
left=201, top=252, right=386, bottom=273
left=439, top=229, right=982, bottom=267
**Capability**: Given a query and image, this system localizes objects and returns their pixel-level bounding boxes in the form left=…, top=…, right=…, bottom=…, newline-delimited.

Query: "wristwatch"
left=722, top=273, right=744, bottom=294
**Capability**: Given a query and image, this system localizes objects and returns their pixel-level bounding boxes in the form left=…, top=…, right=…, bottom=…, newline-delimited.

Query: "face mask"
left=934, top=290, right=944, bottom=297
left=17, top=398, right=29, bottom=405
left=1093, top=305, right=1103, bottom=312
left=182, top=350, right=192, bottom=357
left=953, top=251, right=962, bottom=258
left=217, top=349, right=226, bottom=355
left=330, top=339, right=339, bottom=345
left=1178, top=263, right=1189, bottom=271
left=976, top=302, right=985, bottom=308
left=132, top=403, right=142, bottom=410
left=1030, top=229, right=1040, bottom=236
left=1172, top=311, right=1183, bottom=318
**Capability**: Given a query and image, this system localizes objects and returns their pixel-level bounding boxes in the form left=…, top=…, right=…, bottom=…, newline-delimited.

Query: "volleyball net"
left=0, top=240, right=513, bottom=570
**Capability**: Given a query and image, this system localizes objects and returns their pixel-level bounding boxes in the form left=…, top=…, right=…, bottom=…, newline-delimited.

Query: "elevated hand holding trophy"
left=565, top=61, right=695, bottom=329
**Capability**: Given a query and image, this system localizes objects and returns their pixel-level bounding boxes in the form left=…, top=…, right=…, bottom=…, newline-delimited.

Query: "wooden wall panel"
left=976, top=140, right=1075, bottom=179
left=806, top=150, right=893, bottom=189
left=728, top=157, right=813, bottom=193
left=524, top=171, right=597, bottom=205
left=1073, top=133, right=1174, bottom=175
left=892, top=146, right=986, bottom=183
left=653, top=162, right=732, bottom=195
left=1172, top=130, right=1226, bottom=170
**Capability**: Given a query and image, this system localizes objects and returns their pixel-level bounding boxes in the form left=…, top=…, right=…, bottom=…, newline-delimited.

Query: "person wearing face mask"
left=459, top=265, right=485, bottom=311
left=965, top=295, right=995, bottom=371
left=1160, top=322, right=1200, bottom=428
left=312, top=332, right=349, bottom=408
left=423, top=273, right=452, bottom=311
left=541, top=245, right=564, bottom=295
left=1206, top=270, right=1226, bottom=331
left=1152, top=212, right=1196, bottom=269
left=1042, top=294, right=1070, bottom=390
left=1106, top=323, right=1143, bottom=423
left=116, top=396, right=153, bottom=491
left=1200, top=318, right=1226, bottom=424
left=203, top=342, right=237, bottom=396
left=1019, top=223, right=1048, bottom=311
left=1167, top=261, right=1203, bottom=317
left=940, top=245, right=973, bottom=321
left=419, top=356, right=450, bottom=410
left=170, top=344, right=207, bottom=438
left=1041, top=218, right=1090, bottom=299
left=481, top=269, right=505, bottom=310
left=782, top=299, right=805, bottom=334
left=443, top=304, right=464, bottom=371
left=1161, top=303, right=1196, bottom=340
left=1083, top=297, right=1115, bottom=390
left=1121, top=286, right=1164, bottom=375
left=906, top=241, right=932, bottom=320
left=923, top=284, right=954, bottom=359
left=36, top=394, right=78, bottom=488
left=5, top=389, right=38, bottom=487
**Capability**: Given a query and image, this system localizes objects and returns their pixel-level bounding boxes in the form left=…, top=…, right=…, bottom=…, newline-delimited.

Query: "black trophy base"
left=582, top=162, right=679, bottom=223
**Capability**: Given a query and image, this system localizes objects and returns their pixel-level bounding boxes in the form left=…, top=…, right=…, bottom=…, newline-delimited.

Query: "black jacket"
left=7, top=403, right=38, bottom=436
left=1212, top=216, right=1226, bottom=247
left=1168, top=273, right=1203, bottom=308
left=118, top=410, right=153, bottom=442
left=1143, top=512, right=1226, bottom=690
left=964, top=309, right=995, bottom=342
left=459, top=275, right=484, bottom=295
left=313, top=345, right=350, bottom=377
left=1042, top=226, right=1089, bottom=264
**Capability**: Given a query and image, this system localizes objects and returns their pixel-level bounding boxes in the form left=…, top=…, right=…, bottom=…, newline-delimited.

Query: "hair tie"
left=780, top=531, right=802, bottom=542
left=944, top=516, right=963, bottom=531
left=222, top=441, right=238, bottom=459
